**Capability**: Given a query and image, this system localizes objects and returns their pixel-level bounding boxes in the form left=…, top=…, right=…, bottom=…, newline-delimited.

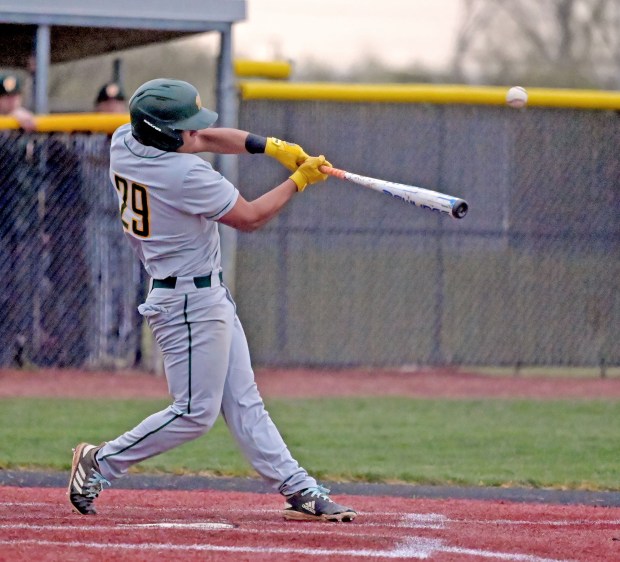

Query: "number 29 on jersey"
left=114, top=174, right=150, bottom=238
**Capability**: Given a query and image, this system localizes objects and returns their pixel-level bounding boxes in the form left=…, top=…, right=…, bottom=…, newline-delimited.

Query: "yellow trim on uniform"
left=239, top=81, right=620, bottom=110
left=0, top=113, right=129, bottom=133
left=234, top=59, right=292, bottom=80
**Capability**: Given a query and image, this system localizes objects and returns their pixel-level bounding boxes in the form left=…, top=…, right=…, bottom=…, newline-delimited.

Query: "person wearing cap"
left=94, top=82, right=127, bottom=113
left=0, top=73, right=36, bottom=132
left=68, top=78, right=358, bottom=523
left=0, top=73, right=37, bottom=366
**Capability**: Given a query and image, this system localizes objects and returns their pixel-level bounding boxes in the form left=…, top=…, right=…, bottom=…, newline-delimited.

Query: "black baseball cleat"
left=68, top=443, right=110, bottom=515
left=283, top=485, right=357, bottom=522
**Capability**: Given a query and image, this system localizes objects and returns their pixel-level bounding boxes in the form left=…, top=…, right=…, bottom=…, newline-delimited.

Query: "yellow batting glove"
left=265, top=137, right=309, bottom=172
left=289, top=155, right=331, bottom=192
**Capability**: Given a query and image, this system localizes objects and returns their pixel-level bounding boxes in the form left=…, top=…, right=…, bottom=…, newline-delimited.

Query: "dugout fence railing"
left=0, top=84, right=618, bottom=370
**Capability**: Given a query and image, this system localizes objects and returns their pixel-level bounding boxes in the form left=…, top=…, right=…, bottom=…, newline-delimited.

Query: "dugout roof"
left=0, top=0, right=247, bottom=111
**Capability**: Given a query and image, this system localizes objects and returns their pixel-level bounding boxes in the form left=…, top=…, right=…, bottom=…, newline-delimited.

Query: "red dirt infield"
left=1, top=367, right=619, bottom=561
left=1, top=486, right=619, bottom=562
left=1, top=366, right=619, bottom=400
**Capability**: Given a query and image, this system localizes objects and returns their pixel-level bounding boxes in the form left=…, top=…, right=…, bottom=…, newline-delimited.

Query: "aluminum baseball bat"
left=319, top=165, right=469, bottom=219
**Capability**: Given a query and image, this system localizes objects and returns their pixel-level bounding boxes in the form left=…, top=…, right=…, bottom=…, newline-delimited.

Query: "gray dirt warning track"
left=2, top=470, right=620, bottom=507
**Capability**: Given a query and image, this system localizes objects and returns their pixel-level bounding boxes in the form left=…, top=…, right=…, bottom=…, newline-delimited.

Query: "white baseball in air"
left=506, top=86, right=528, bottom=108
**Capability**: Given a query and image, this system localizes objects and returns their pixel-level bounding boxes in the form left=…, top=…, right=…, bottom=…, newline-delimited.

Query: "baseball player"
left=68, top=78, right=357, bottom=523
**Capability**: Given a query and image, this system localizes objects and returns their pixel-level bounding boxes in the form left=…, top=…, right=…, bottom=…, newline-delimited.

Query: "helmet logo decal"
left=143, top=119, right=162, bottom=132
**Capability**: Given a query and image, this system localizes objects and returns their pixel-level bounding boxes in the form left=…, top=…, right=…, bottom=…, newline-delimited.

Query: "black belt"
left=152, top=272, right=223, bottom=290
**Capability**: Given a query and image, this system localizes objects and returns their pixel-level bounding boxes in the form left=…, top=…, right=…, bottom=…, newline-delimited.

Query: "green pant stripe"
left=183, top=294, right=192, bottom=414
left=98, top=412, right=184, bottom=461
left=100, top=295, right=194, bottom=462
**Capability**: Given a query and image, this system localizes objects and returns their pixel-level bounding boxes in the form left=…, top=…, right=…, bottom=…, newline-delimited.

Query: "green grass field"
left=1, top=396, right=618, bottom=490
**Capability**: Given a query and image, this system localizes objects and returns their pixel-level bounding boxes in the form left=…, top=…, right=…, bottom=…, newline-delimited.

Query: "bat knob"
left=451, top=199, right=469, bottom=219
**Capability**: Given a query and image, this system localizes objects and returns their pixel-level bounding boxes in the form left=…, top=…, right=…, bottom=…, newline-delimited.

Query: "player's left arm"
left=180, top=128, right=310, bottom=171
left=218, top=155, right=329, bottom=232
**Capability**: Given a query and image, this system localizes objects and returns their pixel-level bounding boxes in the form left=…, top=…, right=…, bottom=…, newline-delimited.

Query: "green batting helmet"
left=129, top=78, right=218, bottom=151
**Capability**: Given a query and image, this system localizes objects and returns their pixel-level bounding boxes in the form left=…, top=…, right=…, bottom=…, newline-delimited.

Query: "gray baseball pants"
left=96, top=275, right=316, bottom=496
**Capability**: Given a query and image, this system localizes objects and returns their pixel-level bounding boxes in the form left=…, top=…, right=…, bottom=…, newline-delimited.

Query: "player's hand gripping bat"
left=319, top=166, right=469, bottom=219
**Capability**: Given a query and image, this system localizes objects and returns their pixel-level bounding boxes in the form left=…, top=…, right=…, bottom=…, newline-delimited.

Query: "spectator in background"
left=0, top=72, right=38, bottom=366
left=40, top=134, right=90, bottom=367
left=0, top=73, right=36, bottom=131
left=0, top=74, right=89, bottom=368
left=94, top=82, right=127, bottom=113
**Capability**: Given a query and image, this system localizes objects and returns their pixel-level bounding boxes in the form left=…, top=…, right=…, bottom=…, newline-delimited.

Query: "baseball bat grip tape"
left=319, top=165, right=347, bottom=179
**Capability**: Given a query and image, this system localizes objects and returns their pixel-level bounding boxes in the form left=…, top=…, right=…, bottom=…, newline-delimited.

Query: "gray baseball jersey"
left=107, top=124, right=236, bottom=279
left=95, top=124, right=316, bottom=496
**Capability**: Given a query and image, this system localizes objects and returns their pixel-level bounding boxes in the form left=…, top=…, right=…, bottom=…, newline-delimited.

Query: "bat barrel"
left=322, top=165, right=470, bottom=220
left=451, top=199, right=469, bottom=219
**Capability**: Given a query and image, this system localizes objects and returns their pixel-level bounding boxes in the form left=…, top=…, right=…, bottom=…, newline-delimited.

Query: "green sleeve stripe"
left=204, top=193, right=236, bottom=220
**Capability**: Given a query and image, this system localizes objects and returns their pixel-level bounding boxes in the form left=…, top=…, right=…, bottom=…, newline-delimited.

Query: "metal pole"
left=112, top=58, right=124, bottom=86
left=431, top=106, right=446, bottom=365
left=34, top=24, right=51, bottom=114
left=215, top=25, right=239, bottom=295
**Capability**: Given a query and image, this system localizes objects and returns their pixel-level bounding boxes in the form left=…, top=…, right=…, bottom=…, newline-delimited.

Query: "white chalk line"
left=396, top=516, right=574, bottom=562
left=400, top=513, right=447, bottom=528
left=0, top=522, right=579, bottom=560
left=0, top=519, right=616, bottom=534
left=396, top=537, right=573, bottom=562
left=2, top=502, right=619, bottom=528
left=396, top=513, right=620, bottom=528
left=121, top=522, right=234, bottom=529
left=0, top=538, right=441, bottom=559
left=470, top=518, right=620, bottom=526
left=1, top=520, right=445, bottom=542
left=0, top=537, right=573, bottom=561
left=0, top=513, right=580, bottom=561
left=0, top=523, right=383, bottom=540
left=0, top=502, right=50, bottom=507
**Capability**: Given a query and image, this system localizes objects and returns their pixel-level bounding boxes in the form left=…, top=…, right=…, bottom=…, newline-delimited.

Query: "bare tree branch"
left=452, top=0, right=619, bottom=87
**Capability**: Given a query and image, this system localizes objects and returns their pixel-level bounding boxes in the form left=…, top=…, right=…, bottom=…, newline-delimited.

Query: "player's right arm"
left=218, top=156, right=329, bottom=232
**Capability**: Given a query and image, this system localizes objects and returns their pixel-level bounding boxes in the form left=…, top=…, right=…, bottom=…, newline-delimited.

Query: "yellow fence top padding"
left=1, top=82, right=619, bottom=134
left=0, top=113, right=129, bottom=133
left=240, top=82, right=620, bottom=110
left=234, top=59, right=292, bottom=80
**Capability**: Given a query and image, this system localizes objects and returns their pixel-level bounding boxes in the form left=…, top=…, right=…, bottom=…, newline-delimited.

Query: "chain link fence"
left=0, top=98, right=618, bottom=369
left=236, top=100, right=619, bottom=368
left=0, top=131, right=144, bottom=368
